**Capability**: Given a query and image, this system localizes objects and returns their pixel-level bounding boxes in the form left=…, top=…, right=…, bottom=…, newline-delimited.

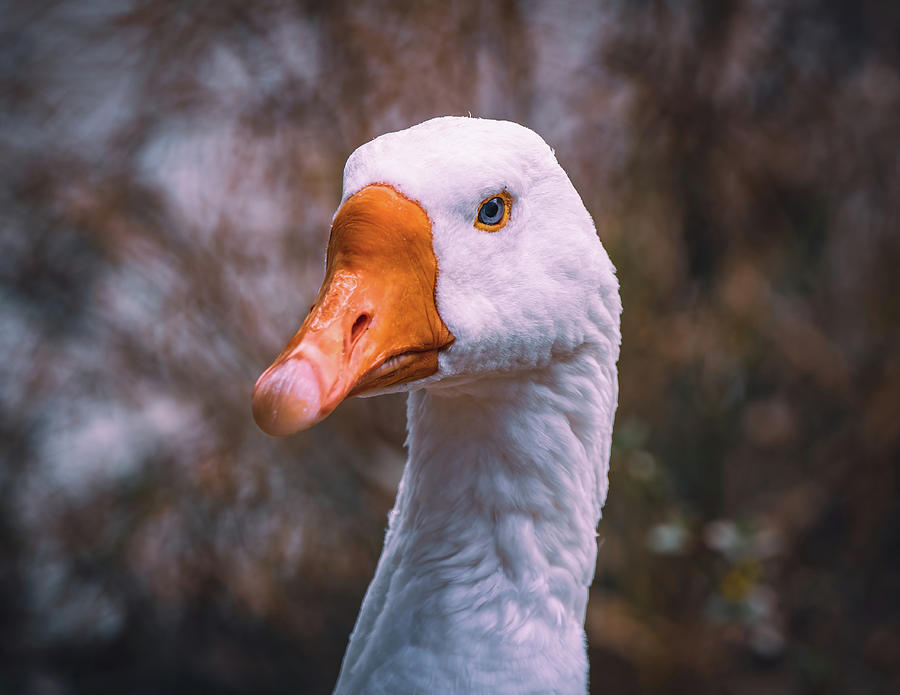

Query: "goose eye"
left=478, top=197, right=503, bottom=224
left=474, top=192, right=512, bottom=232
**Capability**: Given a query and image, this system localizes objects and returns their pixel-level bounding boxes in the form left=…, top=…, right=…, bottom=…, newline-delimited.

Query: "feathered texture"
left=334, top=117, right=622, bottom=695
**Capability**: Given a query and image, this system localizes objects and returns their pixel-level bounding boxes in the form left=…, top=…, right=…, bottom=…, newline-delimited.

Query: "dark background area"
left=1, top=1, right=899, bottom=693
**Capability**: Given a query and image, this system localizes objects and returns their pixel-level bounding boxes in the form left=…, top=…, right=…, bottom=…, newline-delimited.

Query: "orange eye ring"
left=474, top=190, right=513, bottom=232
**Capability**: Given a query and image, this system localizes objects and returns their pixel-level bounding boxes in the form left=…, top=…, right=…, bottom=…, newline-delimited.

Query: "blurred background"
left=2, top=0, right=899, bottom=693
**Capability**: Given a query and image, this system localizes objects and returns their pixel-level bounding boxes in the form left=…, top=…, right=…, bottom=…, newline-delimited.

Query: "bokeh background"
left=2, top=0, right=899, bottom=693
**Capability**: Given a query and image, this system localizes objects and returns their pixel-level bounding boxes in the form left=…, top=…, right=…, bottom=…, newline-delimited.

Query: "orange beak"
left=251, top=184, right=455, bottom=436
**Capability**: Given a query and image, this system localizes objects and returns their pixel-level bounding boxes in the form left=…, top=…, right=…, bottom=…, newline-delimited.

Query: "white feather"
left=334, top=117, right=622, bottom=695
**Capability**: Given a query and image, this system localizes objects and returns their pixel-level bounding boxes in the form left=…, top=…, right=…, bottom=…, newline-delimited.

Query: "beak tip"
left=251, top=358, right=323, bottom=436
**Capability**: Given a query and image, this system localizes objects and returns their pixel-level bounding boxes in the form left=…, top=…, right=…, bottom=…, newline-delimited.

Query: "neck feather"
left=333, top=343, right=618, bottom=695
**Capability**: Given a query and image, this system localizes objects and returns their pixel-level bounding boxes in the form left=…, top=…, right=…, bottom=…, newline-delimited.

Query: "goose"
left=252, top=116, right=622, bottom=695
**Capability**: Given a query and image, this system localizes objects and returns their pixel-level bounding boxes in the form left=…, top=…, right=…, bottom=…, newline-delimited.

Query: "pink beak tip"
left=251, top=358, right=324, bottom=436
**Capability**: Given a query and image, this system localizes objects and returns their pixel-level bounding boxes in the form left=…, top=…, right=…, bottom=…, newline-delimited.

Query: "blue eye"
left=477, top=196, right=505, bottom=225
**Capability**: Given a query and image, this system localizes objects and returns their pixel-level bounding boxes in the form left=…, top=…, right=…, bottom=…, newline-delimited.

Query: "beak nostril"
left=349, top=313, right=371, bottom=349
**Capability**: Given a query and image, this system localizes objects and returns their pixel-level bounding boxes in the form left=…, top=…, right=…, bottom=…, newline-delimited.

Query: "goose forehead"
left=341, top=117, right=556, bottom=206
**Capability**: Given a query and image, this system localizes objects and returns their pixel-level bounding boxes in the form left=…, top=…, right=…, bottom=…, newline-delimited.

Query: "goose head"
left=252, top=116, right=620, bottom=435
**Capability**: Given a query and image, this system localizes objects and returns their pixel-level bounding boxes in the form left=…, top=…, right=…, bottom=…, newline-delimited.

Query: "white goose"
left=252, top=117, right=621, bottom=695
